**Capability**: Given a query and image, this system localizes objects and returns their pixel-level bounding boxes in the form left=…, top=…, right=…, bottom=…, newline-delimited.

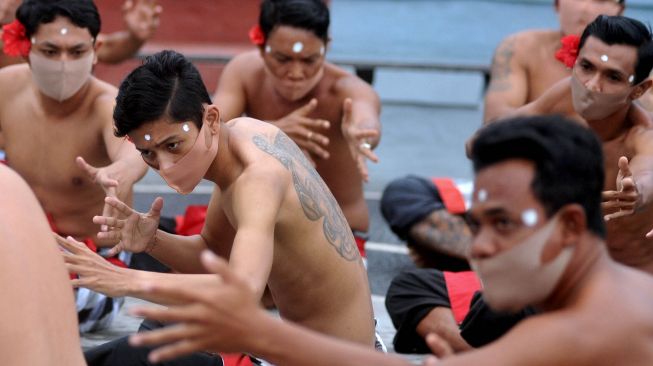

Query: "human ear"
left=631, top=79, right=652, bottom=100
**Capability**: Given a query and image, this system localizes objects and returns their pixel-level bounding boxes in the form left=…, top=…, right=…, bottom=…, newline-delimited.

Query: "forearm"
left=248, top=312, right=410, bottom=366
left=125, top=270, right=218, bottom=305
left=147, top=231, right=209, bottom=274
left=97, top=31, right=144, bottom=64
left=110, top=144, right=148, bottom=183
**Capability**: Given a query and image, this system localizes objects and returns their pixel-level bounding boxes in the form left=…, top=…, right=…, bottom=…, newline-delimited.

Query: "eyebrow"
left=135, top=135, right=178, bottom=151
left=579, top=57, right=629, bottom=77
left=39, top=41, right=93, bottom=49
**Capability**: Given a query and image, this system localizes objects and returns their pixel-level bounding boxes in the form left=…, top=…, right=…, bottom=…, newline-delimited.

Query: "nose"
left=584, top=73, right=602, bottom=92
left=469, top=229, right=500, bottom=260
left=286, top=62, right=305, bottom=81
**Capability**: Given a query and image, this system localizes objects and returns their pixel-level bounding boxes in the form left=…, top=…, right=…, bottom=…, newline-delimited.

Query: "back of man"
left=207, top=117, right=376, bottom=344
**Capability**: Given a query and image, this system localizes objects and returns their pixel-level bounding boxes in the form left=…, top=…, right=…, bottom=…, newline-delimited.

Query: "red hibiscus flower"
left=555, top=34, right=580, bottom=69
left=249, top=24, right=265, bottom=46
left=1, top=19, right=31, bottom=57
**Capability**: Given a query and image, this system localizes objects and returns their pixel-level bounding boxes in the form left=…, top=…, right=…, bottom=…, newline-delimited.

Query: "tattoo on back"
left=488, top=38, right=516, bottom=92
left=253, top=132, right=359, bottom=261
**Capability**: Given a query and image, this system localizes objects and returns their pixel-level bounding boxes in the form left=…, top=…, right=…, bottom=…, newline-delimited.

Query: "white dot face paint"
left=292, top=41, right=304, bottom=54
left=600, top=55, right=609, bottom=62
left=31, top=37, right=36, bottom=44
left=144, top=134, right=151, bottom=141
left=629, top=75, right=635, bottom=84
left=182, top=123, right=190, bottom=132
left=521, top=209, right=538, bottom=227
left=265, top=45, right=271, bottom=54
left=477, top=189, right=488, bottom=202
left=320, top=46, right=325, bottom=55
left=60, top=28, right=68, bottom=35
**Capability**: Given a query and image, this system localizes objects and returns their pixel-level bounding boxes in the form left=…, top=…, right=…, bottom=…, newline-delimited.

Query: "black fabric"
left=386, top=268, right=539, bottom=353
left=385, top=268, right=450, bottom=353
left=459, top=293, right=538, bottom=348
left=380, top=175, right=445, bottom=240
left=84, top=320, right=223, bottom=366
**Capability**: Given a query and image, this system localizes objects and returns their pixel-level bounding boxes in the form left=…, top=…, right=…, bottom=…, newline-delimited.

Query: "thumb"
left=149, top=197, right=164, bottom=216
left=621, top=177, right=636, bottom=192
left=618, top=156, right=632, bottom=177
left=295, top=98, right=318, bottom=116
left=201, top=250, right=232, bottom=280
left=76, top=156, right=97, bottom=176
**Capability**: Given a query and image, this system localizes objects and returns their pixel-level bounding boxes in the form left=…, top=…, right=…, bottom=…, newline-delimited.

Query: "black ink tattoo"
left=487, top=37, right=516, bottom=92
left=253, top=132, right=359, bottom=261
left=409, top=210, right=471, bottom=259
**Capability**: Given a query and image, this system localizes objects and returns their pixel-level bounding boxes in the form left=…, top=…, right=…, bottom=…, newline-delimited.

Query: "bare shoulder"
left=330, top=63, right=378, bottom=99
left=625, top=105, right=653, bottom=150
left=225, top=51, right=264, bottom=77
left=89, top=77, right=119, bottom=114
left=0, top=63, right=31, bottom=100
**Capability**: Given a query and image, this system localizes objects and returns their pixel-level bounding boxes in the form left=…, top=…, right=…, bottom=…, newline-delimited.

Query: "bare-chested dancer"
left=58, top=51, right=380, bottom=363
left=0, top=0, right=147, bottom=332
left=214, top=0, right=381, bottom=258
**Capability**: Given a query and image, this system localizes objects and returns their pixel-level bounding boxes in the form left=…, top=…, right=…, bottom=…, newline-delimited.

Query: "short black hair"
left=259, top=0, right=330, bottom=44
left=16, top=0, right=100, bottom=40
left=113, top=50, right=212, bottom=137
left=471, top=115, right=606, bottom=238
left=579, top=15, right=653, bottom=84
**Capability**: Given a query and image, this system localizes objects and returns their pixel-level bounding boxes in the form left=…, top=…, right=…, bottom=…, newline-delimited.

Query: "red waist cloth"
left=431, top=177, right=466, bottom=214
left=47, top=213, right=126, bottom=278
left=443, top=271, right=482, bottom=324
left=354, top=234, right=367, bottom=258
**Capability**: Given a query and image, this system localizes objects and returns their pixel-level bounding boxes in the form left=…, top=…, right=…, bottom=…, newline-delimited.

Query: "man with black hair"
left=59, top=49, right=380, bottom=365
left=214, top=0, right=381, bottom=259
left=129, top=115, right=653, bottom=366
left=384, top=14, right=653, bottom=357
left=0, top=0, right=147, bottom=332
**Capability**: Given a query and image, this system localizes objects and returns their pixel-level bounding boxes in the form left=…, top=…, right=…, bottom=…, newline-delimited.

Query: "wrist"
left=145, top=230, right=158, bottom=254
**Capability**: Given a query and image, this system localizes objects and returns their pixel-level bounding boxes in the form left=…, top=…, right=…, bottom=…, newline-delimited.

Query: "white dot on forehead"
left=292, top=41, right=304, bottom=54
left=182, top=123, right=190, bottom=132
left=265, top=45, right=271, bottom=53
left=477, top=189, right=488, bottom=202
left=521, top=209, right=539, bottom=227
left=629, top=75, right=635, bottom=83
left=600, top=54, right=609, bottom=62
left=144, top=134, right=151, bottom=141
left=60, top=28, right=68, bottom=35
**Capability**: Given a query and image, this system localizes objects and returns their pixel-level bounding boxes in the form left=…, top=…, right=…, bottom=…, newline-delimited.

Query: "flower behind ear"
left=2, top=19, right=31, bottom=57
left=248, top=24, right=265, bottom=46
left=555, top=35, right=580, bottom=69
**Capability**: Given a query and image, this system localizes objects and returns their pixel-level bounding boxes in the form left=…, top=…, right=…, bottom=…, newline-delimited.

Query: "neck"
left=204, top=122, right=239, bottom=189
left=35, top=80, right=91, bottom=118
left=586, top=106, right=632, bottom=141
left=541, top=235, right=607, bottom=311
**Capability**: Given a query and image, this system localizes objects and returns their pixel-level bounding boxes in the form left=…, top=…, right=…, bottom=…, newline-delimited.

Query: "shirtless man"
left=0, top=0, right=162, bottom=68
left=58, top=50, right=378, bottom=360
left=214, top=0, right=381, bottom=257
left=483, top=0, right=624, bottom=122
left=130, top=115, right=653, bottom=366
left=0, top=0, right=147, bottom=332
left=382, top=14, right=653, bottom=356
left=1, top=165, right=86, bottom=366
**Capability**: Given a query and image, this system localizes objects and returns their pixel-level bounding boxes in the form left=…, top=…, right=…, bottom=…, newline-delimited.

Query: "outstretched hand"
left=123, top=0, right=162, bottom=41
left=55, top=234, right=130, bottom=298
left=602, top=156, right=640, bottom=221
left=274, top=98, right=331, bottom=159
left=129, top=250, right=261, bottom=363
left=341, top=98, right=379, bottom=182
left=92, top=196, right=163, bottom=257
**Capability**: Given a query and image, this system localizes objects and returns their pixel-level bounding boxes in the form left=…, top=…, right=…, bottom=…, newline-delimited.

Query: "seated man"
left=0, top=0, right=147, bottom=332
left=131, top=115, right=653, bottom=366
left=214, top=0, right=381, bottom=258
left=0, top=0, right=162, bottom=67
left=386, top=14, right=653, bottom=356
left=59, top=50, right=380, bottom=365
left=483, top=0, right=624, bottom=122
left=0, top=165, right=85, bottom=365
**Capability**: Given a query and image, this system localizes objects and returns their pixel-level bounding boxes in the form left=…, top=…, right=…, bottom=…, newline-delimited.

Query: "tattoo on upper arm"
left=253, top=132, right=359, bottom=261
left=487, top=38, right=516, bottom=92
left=410, top=210, right=471, bottom=258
